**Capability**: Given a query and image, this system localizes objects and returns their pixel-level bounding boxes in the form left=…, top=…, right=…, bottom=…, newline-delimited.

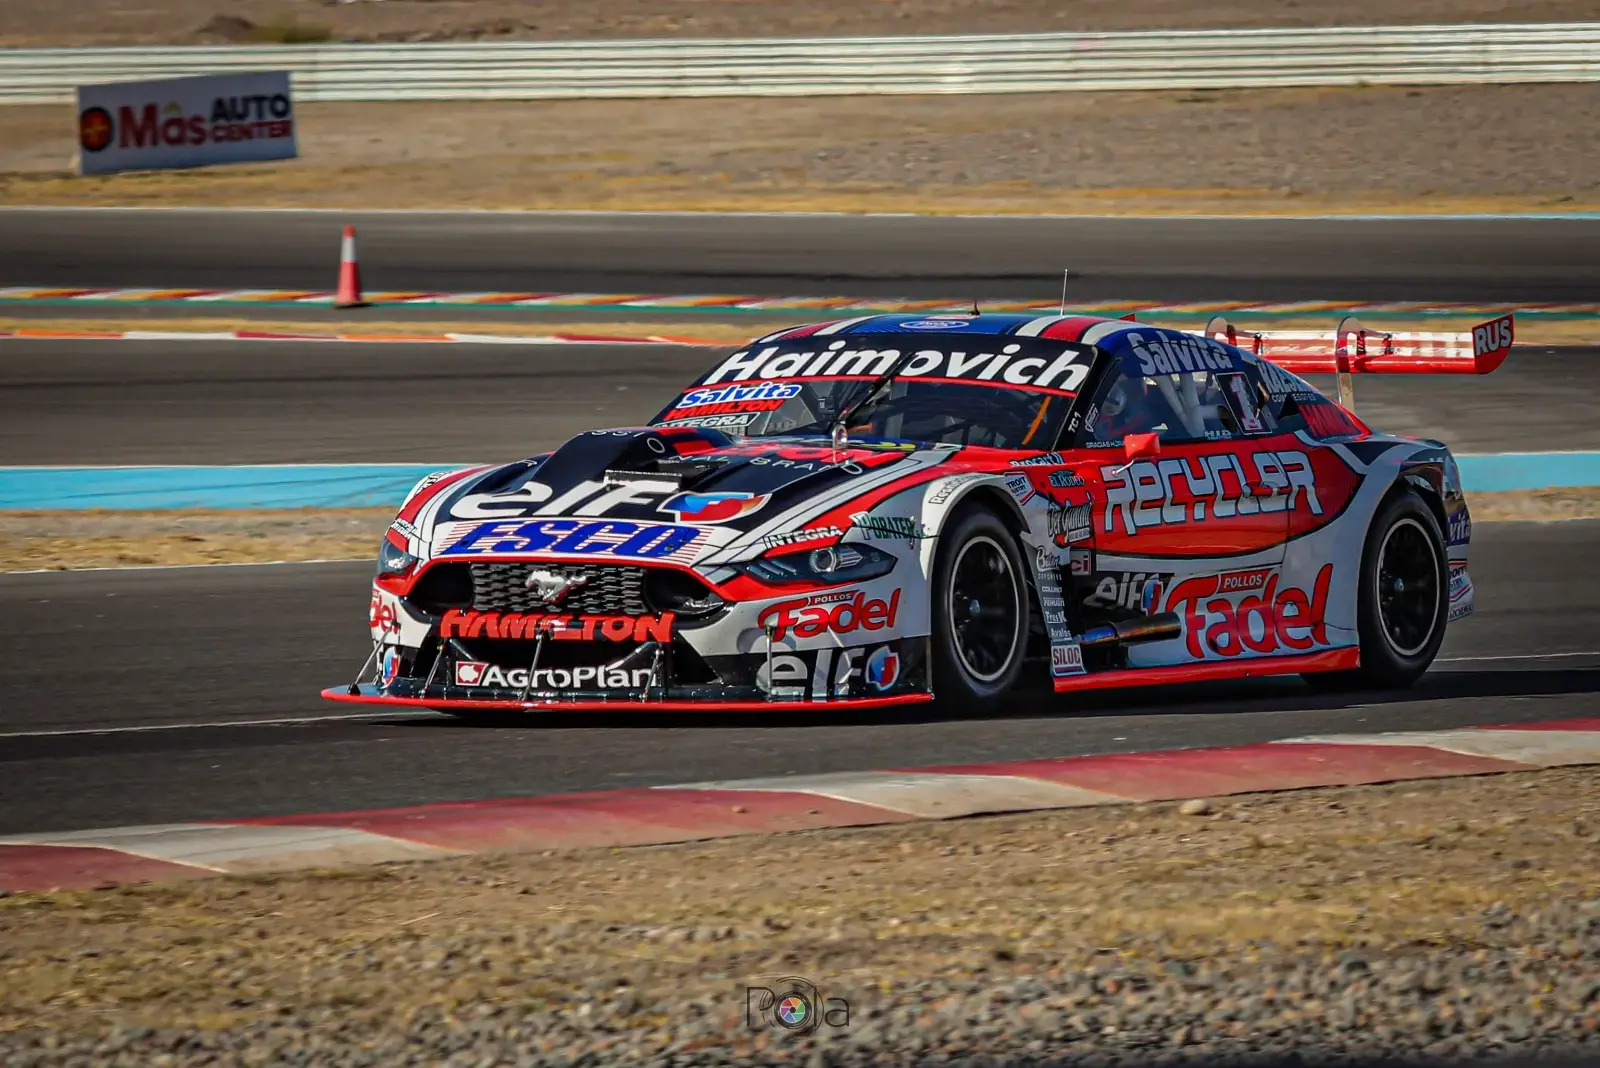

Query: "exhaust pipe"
left=1079, top=611, right=1181, bottom=648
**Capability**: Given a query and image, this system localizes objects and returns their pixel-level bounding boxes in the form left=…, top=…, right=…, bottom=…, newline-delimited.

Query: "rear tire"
left=1302, top=488, right=1448, bottom=692
left=931, top=507, right=1028, bottom=715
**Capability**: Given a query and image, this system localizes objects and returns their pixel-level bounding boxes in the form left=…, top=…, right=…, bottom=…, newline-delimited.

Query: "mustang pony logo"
left=525, top=568, right=589, bottom=606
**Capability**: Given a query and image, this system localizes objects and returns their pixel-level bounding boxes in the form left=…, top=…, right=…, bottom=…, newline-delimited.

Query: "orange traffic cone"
left=334, top=225, right=367, bottom=308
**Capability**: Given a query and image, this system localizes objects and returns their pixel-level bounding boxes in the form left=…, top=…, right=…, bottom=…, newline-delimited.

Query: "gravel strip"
left=1, top=768, right=1597, bottom=1065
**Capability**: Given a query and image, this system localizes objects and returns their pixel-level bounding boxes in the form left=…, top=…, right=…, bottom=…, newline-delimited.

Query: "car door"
left=1064, top=346, right=1297, bottom=666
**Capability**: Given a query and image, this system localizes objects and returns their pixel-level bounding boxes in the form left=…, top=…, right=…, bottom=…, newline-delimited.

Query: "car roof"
left=753, top=312, right=1251, bottom=369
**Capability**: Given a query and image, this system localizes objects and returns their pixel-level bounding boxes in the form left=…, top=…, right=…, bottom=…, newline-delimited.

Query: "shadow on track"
left=375, top=665, right=1600, bottom=732
left=9, top=666, right=1588, bottom=771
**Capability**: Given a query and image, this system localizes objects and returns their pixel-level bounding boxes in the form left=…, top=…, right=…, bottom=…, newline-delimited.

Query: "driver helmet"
left=1100, top=376, right=1146, bottom=427
left=1102, top=380, right=1130, bottom=420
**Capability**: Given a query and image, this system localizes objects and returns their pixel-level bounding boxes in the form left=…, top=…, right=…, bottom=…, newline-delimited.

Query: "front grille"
left=468, top=563, right=648, bottom=615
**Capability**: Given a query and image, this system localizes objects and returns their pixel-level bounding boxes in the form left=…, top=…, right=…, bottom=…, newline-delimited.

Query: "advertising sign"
left=76, top=72, right=297, bottom=176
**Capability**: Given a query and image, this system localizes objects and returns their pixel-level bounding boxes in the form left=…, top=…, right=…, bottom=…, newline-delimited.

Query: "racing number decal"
left=1218, top=372, right=1264, bottom=434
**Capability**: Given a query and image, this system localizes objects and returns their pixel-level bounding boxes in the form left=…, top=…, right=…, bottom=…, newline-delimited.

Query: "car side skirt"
left=1051, top=648, right=1359, bottom=694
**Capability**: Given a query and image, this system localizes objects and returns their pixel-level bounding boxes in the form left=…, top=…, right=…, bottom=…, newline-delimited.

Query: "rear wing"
left=1195, top=313, right=1514, bottom=412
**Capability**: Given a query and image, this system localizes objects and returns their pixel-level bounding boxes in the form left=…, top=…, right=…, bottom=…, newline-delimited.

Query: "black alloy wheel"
left=1303, top=488, right=1448, bottom=692
left=949, top=535, right=1020, bottom=682
left=932, top=507, right=1028, bottom=714
left=1376, top=517, right=1442, bottom=659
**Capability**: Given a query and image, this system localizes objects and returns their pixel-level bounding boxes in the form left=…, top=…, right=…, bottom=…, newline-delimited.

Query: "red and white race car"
left=326, top=310, right=1512, bottom=717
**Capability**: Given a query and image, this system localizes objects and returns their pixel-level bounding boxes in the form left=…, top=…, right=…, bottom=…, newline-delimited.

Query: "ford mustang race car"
left=324, top=310, right=1513, bottom=717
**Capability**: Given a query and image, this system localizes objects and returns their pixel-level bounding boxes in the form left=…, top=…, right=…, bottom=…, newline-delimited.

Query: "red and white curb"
left=1, top=287, right=1597, bottom=317
left=2, top=717, right=1596, bottom=893
left=0, top=328, right=721, bottom=346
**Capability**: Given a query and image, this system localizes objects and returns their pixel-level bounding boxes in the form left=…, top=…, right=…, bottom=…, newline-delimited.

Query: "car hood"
left=406, top=426, right=956, bottom=563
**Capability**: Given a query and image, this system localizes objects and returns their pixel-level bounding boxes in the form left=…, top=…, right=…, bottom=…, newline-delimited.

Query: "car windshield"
left=649, top=333, right=1092, bottom=450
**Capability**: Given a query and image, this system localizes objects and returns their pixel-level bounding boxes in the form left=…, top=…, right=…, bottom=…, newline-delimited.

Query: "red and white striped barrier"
left=2, top=718, right=1595, bottom=892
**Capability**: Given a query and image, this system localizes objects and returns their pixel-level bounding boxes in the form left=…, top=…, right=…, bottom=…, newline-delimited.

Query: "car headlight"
left=738, top=543, right=897, bottom=585
left=377, top=538, right=419, bottom=577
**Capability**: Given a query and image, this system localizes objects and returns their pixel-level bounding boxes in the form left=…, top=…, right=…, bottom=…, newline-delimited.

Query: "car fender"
left=908, top=471, right=1037, bottom=573
left=1281, top=435, right=1461, bottom=642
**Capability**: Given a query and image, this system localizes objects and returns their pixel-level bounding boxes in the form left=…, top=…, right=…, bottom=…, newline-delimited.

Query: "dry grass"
left=0, top=508, right=389, bottom=570
left=1466, top=488, right=1600, bottom=521
left=243, top=15, right=333, bottom=44
left=3, top=84, right=1598, bottom=214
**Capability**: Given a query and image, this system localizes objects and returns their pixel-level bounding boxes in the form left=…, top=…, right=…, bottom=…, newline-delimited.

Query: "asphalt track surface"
left=0, top=340, right=1591, bottom=465
left=5, top=208, right=1600, bottom=303
left=1, top=520, right=1597, bottom=835
left=3, top=209, right=1597, bottom=837
left=0, top=338, right=1596, bottom=834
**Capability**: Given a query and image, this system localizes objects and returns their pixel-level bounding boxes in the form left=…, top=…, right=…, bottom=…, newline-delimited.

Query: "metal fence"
left=2, top=23, right=1598, bottom=105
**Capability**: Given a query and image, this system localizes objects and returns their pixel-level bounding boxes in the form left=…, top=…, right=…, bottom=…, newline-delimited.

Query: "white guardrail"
left=2, top=23, right=1598, bottom=105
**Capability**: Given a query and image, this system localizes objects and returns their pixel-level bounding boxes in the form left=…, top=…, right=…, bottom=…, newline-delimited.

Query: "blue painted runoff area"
left=0, top=464, right=454, bottom=510
left=1455, top=453, right=1600, bottom=493
left=0, top=453, right=1596, bottom=509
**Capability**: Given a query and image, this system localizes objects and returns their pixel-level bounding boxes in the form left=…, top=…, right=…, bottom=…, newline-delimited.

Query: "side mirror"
left=1123, top=432, right=1161, bottom=462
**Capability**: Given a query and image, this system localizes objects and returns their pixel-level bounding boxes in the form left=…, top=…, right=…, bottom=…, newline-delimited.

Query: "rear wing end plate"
left=1195, top=313, right=1515, bottom=411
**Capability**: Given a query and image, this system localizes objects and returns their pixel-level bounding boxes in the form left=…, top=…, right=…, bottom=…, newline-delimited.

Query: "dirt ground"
left=1, top=493, right=1596, bottom=571
left=1, top=768, right=1596, bottom=1064
left=4, top=83, right=1598, bottom=214
left=0, top=508, right=388, bottom=570
left=4, top=0, right=1598, bottom=48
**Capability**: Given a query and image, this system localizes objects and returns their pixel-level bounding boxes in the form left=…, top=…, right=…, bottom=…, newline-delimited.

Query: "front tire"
left=1303, top=488, right=1448, bottom=692
left=931, top=507, right=1028, bottom=715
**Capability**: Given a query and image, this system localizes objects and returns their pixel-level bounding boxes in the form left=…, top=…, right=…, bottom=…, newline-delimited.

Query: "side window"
left=1216, top=369, right=1285, bottom=438
left=1081, top=364, right=1275, bottom=447
left=1254, top=358, right=1362, bottom=440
